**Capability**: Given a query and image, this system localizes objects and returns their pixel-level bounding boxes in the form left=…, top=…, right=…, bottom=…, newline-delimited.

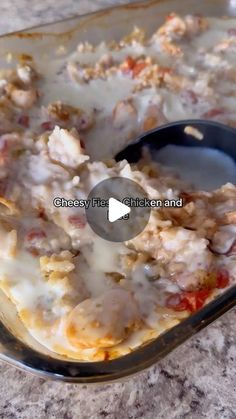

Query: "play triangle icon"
left=108, top=197, right=131, bottom=223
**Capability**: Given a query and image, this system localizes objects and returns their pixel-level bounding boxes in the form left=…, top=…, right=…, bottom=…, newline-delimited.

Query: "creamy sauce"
left=26, top=16, right=236, bottom=159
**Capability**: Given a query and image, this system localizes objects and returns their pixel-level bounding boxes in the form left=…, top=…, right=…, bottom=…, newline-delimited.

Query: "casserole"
left=0, top=0, right=235, bottom=382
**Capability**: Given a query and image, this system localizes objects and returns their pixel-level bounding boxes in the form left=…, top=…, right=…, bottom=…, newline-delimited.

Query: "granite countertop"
left=0, top=1, right=235, bottom=418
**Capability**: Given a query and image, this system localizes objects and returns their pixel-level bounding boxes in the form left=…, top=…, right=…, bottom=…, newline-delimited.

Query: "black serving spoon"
left=115, top=119, right=236, bottom=164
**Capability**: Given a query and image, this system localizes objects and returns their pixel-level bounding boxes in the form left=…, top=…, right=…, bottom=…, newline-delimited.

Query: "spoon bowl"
left=115, top=120, right=236, bottom=163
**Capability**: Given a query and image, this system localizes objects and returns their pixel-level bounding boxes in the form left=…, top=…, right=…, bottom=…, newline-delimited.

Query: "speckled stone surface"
left=0, top=1, right=235, bottom=418
left=0, top=0, right=139, bottom=35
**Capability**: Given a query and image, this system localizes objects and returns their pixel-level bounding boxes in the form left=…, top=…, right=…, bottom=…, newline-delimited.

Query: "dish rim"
left=0, top=0, right=235, bottom=382
left=0, top=287, right=235, bottom=383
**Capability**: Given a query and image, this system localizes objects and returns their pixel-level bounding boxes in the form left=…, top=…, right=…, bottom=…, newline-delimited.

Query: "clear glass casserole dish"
left=0, top=0, right=235, bottom=382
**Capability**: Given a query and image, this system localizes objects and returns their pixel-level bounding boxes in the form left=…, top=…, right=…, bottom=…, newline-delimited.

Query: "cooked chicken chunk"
left=42, top=101, right=94, bottom=131
left=16, top=64, right=38, bottom=85
left=6, top=83, right=38, bottom=109
left=48, top=126, right=89, bottom=168
left=65, top=288, right=141, bottom=349
left=112, top=98, right=137, bottom=129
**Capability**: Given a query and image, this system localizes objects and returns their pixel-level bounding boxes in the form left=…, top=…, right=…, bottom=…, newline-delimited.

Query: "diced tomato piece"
left=37, top=207, right=47, bottom=220
left=166, top=13, right=175, bottom=21
left=41, top=121, right=54, bottom=131
left=121, top=56, right=136, bottom=74
left=202, top=108, right=225, bottom=118
left=166, top=289, right=212, bottom=313
left=184, top=289, right=211, bottom=312
left=216, top=268, right=230, bottom=289
left=18, top=115, right=29, bottom=128
left=125, top=56, right=136, bottom=69
left=68, top=215, right=86, bottom=229
left=26, top=229, right=46, bottom=241
left=132, top=62, right=147, bottom=78
left=166, top=293, right=190, bottom=311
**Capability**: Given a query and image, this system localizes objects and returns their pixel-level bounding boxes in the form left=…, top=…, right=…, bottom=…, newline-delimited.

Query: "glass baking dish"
left=0, top=0, right=235, bottom=382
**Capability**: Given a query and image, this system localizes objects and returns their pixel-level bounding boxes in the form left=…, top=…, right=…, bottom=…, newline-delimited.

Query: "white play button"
left=108, top=197, right=131, bottom=223
left=86, top=177, right=151, bottom=242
